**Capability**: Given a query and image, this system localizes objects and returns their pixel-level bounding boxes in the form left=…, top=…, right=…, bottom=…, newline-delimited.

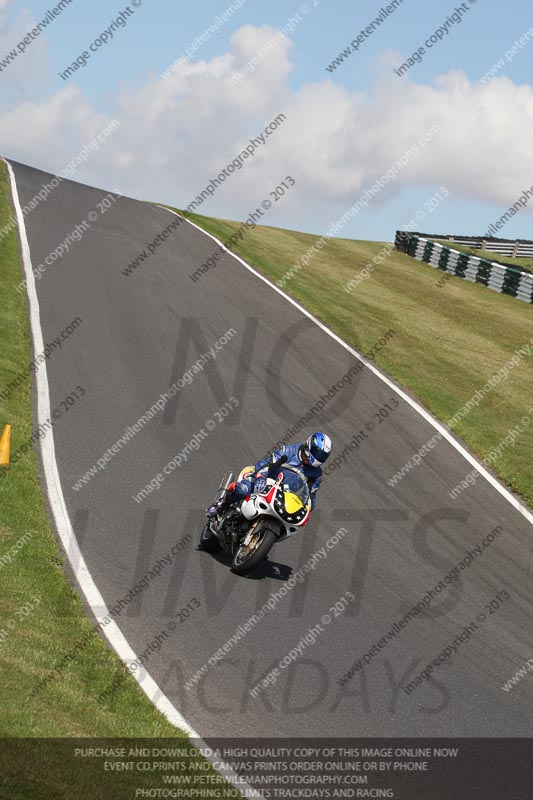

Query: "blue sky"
left=14, top=0, right=528, bottom=95
left=1, top=0, right=533, bottom=242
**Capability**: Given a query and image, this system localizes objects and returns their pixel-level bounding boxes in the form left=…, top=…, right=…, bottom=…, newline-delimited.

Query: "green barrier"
left=394, top=231, right=533, bottom=303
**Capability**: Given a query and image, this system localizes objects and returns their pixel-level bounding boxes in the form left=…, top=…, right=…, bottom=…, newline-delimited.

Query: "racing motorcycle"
left=199, top=458, right=312, bottom=575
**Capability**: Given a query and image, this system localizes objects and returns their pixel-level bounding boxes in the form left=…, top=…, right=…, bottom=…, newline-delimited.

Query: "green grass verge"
left=174, top=208, right=533, bottom=508
left=434, top=239, right=533, bottom=273
left=0, top=165, right=239, bottom=797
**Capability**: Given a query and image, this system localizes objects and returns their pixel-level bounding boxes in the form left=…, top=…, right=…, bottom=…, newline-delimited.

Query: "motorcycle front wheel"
left=231, top=522, right=278, bottom=575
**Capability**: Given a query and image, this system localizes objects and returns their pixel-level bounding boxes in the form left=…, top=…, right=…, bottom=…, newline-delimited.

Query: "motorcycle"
left=199, top=458, right=312, bottom=575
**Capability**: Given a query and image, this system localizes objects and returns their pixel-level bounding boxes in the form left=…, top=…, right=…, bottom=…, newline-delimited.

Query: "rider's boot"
left=206, top=481, right=237, bottom=518
left=206, top=501, right=223, bottom=519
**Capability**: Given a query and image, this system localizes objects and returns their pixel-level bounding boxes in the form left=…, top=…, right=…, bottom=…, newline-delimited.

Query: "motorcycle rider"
left=207, top=432, right=332, bottom=518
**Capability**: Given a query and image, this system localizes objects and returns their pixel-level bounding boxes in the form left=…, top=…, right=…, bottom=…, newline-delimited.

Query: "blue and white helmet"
left=303, top=432, right=332, bottom=468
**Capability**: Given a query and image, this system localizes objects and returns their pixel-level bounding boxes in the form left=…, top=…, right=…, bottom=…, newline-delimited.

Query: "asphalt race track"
left=8, top=160, right=533, bottom=739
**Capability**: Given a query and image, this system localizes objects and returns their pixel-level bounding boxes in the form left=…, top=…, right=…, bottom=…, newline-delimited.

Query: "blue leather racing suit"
left=231, top=443, right=323, bottom=510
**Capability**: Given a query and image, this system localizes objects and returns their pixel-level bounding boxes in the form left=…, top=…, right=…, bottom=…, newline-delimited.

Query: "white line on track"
left=3, top=153, right=530, bottom=793
left=160, top=205, right=533, bottom=529
left=3, top=159, right=261, bottom=800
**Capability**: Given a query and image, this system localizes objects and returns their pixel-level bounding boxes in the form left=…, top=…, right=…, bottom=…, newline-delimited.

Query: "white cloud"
left=1, top=24, right=533, bottom=232
left=0, top=0, right=14, bottom=34
left=0, top=4, right=51, bottom=111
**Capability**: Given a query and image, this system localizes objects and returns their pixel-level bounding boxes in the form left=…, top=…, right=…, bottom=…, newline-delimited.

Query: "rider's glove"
left=267, top=453, right=288, bottom=478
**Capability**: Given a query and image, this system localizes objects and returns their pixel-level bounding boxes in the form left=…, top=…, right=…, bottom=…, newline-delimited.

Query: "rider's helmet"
left=301, top=432, right=332, bottom=468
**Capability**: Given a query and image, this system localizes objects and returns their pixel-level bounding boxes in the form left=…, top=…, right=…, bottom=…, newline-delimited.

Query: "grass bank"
left=175, top=208, right=533, bottom=508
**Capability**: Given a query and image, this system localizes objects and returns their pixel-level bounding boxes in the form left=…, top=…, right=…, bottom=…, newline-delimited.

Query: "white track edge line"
left=3, top=160, right=261, bottom=800
left=159, top=205, right=533, bottom=528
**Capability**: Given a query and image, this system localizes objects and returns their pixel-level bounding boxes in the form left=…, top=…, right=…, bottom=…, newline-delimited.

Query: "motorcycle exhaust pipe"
left=214, top=471, right=234, bottom=504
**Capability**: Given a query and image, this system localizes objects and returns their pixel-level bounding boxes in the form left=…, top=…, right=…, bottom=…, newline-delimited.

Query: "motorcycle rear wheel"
left=231, top=523, right=277, bottom=575
left=199, top=521, right=222, bottom=553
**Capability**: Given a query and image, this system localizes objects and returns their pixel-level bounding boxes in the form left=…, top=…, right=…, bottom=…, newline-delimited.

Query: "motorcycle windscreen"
left=272, top=467, right=310, bottom=523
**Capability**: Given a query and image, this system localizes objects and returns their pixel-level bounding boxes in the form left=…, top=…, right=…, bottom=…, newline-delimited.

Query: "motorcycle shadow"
left=197, top=547, right=293, bottom=581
